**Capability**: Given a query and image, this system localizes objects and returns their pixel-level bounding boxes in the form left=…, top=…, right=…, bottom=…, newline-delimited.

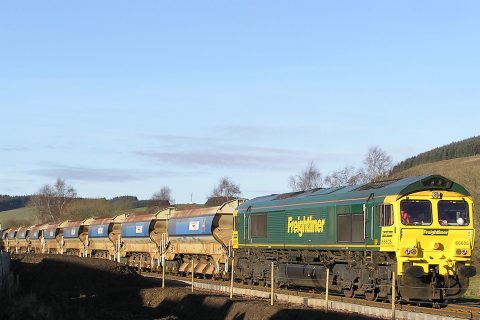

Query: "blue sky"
left=1, top=1, right=479, bottom=203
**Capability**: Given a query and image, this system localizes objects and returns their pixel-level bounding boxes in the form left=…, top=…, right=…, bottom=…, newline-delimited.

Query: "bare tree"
left=29, top=178, right=77, bottom=223
left=289, top=161, right=324, bottom=191
left=152, top=186, right=172, bottom=203
left=363, top=146, right=393, bottom=182
left=324, top=165, right=366, bottom=187
left=149, top=186, right=173, bottom=211
left=210, top=177, right=241, bottom=199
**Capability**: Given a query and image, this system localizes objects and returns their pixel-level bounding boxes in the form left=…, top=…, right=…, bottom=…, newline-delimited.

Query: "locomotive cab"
left=380, top=176, right=476, bottom=301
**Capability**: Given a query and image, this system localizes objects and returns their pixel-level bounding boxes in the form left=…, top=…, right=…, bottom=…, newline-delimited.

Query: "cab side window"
left=250, top=213, right=267, bottom=238
left=379, top=204, right=393, bottom=226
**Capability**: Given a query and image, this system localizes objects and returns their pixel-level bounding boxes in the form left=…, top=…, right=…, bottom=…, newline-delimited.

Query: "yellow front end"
left=381, top=190, right=475, bottom=300
left=398, top=228, right=474, bottom=276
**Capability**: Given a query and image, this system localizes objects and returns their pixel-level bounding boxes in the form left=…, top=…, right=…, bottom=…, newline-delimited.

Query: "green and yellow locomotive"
left=232, top=175, right=476, bottom=301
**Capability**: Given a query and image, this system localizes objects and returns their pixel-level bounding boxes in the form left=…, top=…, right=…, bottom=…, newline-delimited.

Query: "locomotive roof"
left=237, top=175, right=470, bottom=212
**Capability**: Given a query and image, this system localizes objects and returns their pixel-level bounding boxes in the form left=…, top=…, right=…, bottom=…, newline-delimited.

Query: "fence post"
left=191, top=259, right=195, bottom=293
left=162, top=253, right=165, bottom=289
left=325, top=268, right=330, bottom=312
left=117, top=239, right=121, bottom=263
left=391, top=271, right=396, bottom=320
left=270, top=262, right=274, bottom=306
left=230, top=258, right=235, bottom=299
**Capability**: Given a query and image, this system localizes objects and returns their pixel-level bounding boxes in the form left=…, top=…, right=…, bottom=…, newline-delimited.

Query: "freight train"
left=0, top=175, right=476, bottom=302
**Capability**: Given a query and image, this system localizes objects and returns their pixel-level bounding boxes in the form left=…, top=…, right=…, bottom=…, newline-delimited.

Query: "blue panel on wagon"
left=63, top=226, right=81, bottom=238
left=8, top=232, right=16, bottom=240
left=44, top=229, right=57, bottom=239
left=89, top=224, right=109, bottom=238
left=29, top=230, right=40, bottom=240
left=121, top=221, right=151, bottom=238
left=17, top=231, right=27, bottom=239
left=168, top=215, right=215, bottom=236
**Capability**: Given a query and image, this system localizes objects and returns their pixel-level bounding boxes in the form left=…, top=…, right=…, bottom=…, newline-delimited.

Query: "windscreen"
left=438, top=200, right=469, bottom=226
left=400, top=200, right=432, bottom=226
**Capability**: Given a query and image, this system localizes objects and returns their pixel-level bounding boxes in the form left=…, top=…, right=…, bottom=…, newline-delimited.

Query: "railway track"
left=142, top=271, right=480, bottom=320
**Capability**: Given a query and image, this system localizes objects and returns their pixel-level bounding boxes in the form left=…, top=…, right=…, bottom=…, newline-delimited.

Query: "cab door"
left=243, top=206, right=252, bottom=244
left=364, top=194, right=376, bottom=245
left=378, top=203, right=395, bottom=251
left=371, top=205, right=382, bottom=245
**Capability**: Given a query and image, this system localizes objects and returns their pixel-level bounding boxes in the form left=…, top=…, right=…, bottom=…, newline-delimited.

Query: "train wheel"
left=365, top=290, right=377, bottom=301
left=343, top=289, right=355, bottom=298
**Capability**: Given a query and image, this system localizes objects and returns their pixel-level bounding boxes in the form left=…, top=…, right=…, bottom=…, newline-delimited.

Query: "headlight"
left=455, top=248, right=470, bottom=256
left=402, top=248, right=418, bottom=257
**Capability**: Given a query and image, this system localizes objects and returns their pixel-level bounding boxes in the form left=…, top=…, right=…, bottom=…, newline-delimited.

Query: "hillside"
left=392, top=135, right=480, bottom=172
left=390, top=155, right=480, bottom=205
left=0, top=207, right=39, bottom=227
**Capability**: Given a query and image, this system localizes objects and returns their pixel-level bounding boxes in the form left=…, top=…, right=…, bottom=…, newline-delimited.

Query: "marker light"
left=454, top=248, right=470, bottom=256
left=402, top=248, right=419, bottom=257
left=433, top=242, right=441, bottom=250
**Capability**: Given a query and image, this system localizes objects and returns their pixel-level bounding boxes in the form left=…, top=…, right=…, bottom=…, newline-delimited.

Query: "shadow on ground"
left=0, top=254, right=378, bottom=320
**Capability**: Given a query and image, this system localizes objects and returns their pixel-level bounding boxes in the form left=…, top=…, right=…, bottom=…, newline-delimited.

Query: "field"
left=0, top=207, right=39, bottom=227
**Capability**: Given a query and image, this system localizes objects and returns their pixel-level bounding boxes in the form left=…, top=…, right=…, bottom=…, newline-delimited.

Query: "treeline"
left=67, top=197, right=139, bottom=220
left=392, top=135, right=480, bottom=173
left=0, top=195, right=31, bottom=212
left=0, top=195, right=146, bottom=213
